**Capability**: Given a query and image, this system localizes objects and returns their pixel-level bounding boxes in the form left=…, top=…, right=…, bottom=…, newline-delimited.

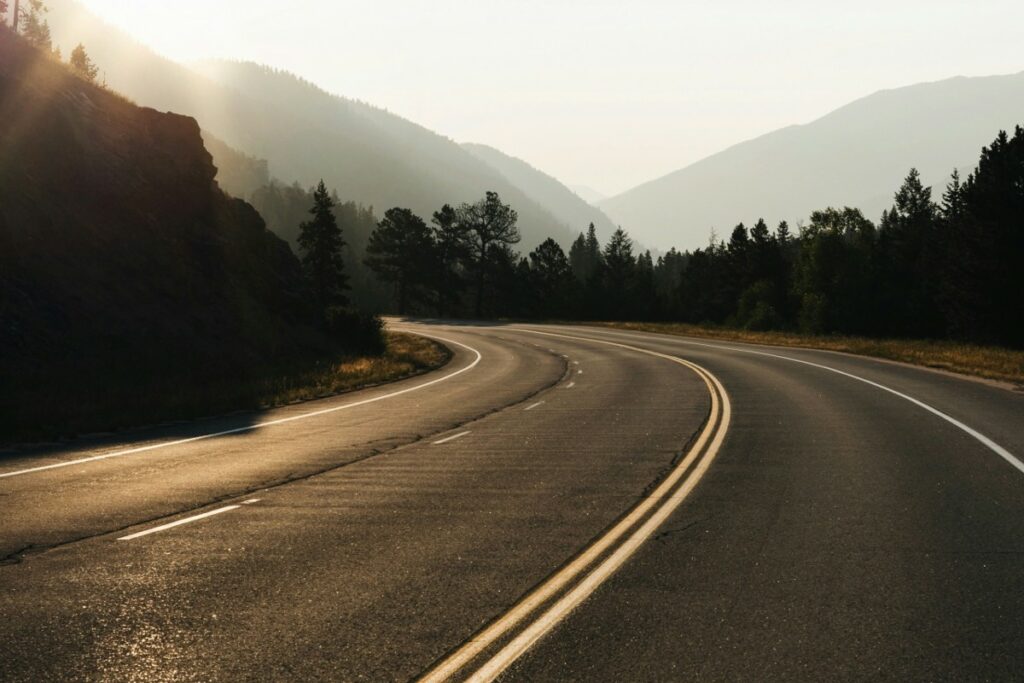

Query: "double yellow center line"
left=418, top=330, right=732, bottom=683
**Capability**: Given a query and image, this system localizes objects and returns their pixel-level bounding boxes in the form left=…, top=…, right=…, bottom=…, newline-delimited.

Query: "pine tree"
left=877, top=168, right=942, bottom=336
left=653, top=248, right=687, bottom=316
left=430, top=204, right=471, bottom=316
left=941, top=168, right=965, bottom=222
left=69, top=43, right=99, bottom=83
left=892, top=169, right=936, bottom=223
left=528, top=238, right=574, bottom=317
left=600, top=228, right=637, bottom=319
left=455, top=191, right=520, bottom=317
left=21, top=0, right=50, bottom=50
left=364, top=207, right=435, bottom=315
left=776, top=221, right=791, bottom=244
left=634, top=250, right=657, bottom=319
left=943, top=127, right=1024, bottom=345
left=568, top=224, right=603, bottom=284
left=750, top=218, right=770, bottom=245
left=298, top=180, right=348, bottom=308
left=603, top=228, right=635, bottom=281
left=728, top=223, right=749, bottom=253
left=568, top=232, right=588, bottom=282
left=583, top=223, right=603, bottom=274
left=483, top=242, right=522, bottom=317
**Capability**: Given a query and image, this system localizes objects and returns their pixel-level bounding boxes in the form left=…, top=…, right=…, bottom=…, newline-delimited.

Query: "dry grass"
left=595, top=322, right=1024, bottom=387
left=258, top=332, right=451, bottom=407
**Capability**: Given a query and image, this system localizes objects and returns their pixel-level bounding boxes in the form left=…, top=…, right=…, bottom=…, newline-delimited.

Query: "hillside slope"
left=602, top=71, right=1024, bottom=249
left=0, top=28, right=328, bottom=436
left=44, top=0, right=579, bottom=249
left=201, top=130, right=271, bottom=199
left=191, top=60, right=580, bottom=247
left=462, top=143, right=618, bottom=239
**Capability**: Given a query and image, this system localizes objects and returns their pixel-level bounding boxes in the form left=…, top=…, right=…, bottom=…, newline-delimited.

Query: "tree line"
left=336, top=126, right=1023, bottom=348
left=5, top=0, right=102, bottom=84
left=11, top=2, right=1019, bottom=349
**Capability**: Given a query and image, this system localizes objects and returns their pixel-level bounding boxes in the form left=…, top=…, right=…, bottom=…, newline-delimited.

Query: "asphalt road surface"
left=1, top=321, right=1022, bottom=681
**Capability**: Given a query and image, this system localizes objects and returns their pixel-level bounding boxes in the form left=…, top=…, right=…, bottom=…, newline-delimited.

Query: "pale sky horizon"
left=76, top=0, right=1024, bottom=196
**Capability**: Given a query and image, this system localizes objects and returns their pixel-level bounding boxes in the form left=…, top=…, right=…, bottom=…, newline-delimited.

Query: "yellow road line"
left=418, top=329, right=731, bottom=683
left=468, top=362, right=730, bottom=682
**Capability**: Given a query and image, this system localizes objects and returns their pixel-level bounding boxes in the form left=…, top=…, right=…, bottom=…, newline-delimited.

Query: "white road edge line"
left=433, top=431, right=470, bottom=445
left=420, top=329, right=730, bottom=683
left=117, top=504, right=243, bottom=541
left=524, top=401, right=545, bottom=411
left=576, top=326, right=1024, bottom=476
left=0, top=332, right=482, bottom=480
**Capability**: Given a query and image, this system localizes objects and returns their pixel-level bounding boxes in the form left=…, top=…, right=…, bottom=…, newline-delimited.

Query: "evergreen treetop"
left=298, top=180, right=348, bottom=308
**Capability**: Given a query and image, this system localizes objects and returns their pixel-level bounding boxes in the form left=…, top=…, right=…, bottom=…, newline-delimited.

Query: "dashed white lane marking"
left=117, top=504, right=245, bottom=541
left=1, top=333, right=482, bottom=480
left=524, top=401, right=545, bottom=411
left=433, top=431, right=471, bottom=445
left=565, top=381, right=576, bottom=389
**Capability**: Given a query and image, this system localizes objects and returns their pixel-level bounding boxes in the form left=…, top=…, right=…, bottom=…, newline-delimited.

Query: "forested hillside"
left=461, top=143, right=617, bottom=239
left=42, top=0, right=582, bottom=250
left=201, top=131, right=271, bottom=199
left=0, top=27, right=352, bottom=436
left=248, top=182, right=393, bottom=312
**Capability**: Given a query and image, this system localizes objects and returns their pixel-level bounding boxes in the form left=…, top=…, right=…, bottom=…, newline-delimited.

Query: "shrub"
left=324, top=306, right=385, bottom=354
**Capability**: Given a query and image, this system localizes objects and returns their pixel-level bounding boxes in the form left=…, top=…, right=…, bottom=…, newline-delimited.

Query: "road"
left=1, top=320, right=1022, bottom=681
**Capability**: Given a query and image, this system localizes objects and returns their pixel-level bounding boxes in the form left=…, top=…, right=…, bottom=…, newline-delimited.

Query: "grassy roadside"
left=244, top=331, right=450, bottom=407
left=593, top=322, right=1024, bottom=387
left=1, top=332, right=450, bottom=447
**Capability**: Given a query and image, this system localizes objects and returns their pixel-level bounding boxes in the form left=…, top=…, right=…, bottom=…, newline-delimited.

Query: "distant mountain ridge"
left=44, top=0, right=586, bottom=249
left=461, top=143, right=617, bottom=239
left=570, top=185, right=609, bottom=206
left=601, top=71, right=1024, bottom=249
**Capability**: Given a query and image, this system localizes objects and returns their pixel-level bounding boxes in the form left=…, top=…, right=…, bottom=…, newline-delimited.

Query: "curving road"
left=1, top=320, right=1022, bottom=681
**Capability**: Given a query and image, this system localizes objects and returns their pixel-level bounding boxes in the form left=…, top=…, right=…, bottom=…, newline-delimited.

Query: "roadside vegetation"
left=596, top=322, right=1024, bottom=387
left=3, top=25, right=439, bottom=446
left=1, top=333, right=449, bottom=447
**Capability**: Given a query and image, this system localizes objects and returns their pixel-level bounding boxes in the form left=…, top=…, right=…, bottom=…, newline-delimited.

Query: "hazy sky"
left=78, top=0, right=1024, bottom=196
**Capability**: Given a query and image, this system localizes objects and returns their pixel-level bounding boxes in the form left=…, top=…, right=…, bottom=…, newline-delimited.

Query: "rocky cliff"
left=0, top=28, right=327, bottom=436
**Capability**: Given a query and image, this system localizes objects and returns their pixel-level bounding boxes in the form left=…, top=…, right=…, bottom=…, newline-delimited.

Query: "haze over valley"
left=36, top=0, right=1024, bottom=251
left=3, top=3, right=1024, bottom=681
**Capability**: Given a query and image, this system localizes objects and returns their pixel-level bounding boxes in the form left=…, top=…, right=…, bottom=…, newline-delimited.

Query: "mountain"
left=44, top=0, right=580, bottom=249
left=0, top=27, right=330, bottom=438
left=462, top=143, right=617, bottom=238
left=200, top=130, right=271, bottom=199
left=601, top=71, right=1024, bottom=250
left=570, top=185, right=609, bottom=206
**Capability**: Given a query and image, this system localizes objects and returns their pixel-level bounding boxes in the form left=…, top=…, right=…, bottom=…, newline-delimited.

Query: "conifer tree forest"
left=259, top=127, right=1024, bottom=349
